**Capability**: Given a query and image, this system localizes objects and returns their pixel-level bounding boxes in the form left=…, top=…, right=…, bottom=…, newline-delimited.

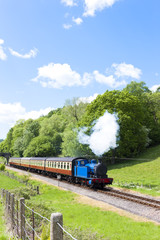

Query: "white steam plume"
left=78, top=111, right=119, bottom=156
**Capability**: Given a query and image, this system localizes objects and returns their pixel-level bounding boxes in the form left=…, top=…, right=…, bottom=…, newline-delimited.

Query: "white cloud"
left=61, top=0, right=77, bottom=7
left=72, top=17, right=83, bottom=25
left=150, top=85, right=160, bottom=92
left=63, top=23, right=72, bottom=29
left=77, top=93, right=99, bottom=104
left=0, top=39, right=7, bottom=60
left=0, top=39, right=4, bottom=45
left=0, top=102, right=52, bottom=124
left=112, top=63, right=142, bottom=79
left=83, top=0, right=119, bottom=17
left=9, top=47, right=38, bottom=59
left=93, top=70, right=127, bottom=88
left=0, top=101, right=53, bottom=138
left=32, top=63, right=92, bottom=89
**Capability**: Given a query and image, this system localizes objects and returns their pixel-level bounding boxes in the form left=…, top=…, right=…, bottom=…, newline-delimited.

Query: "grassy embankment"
left=108, top=145, right=160, bottom=196
left=0, top=173, right=22, bottom=240
left=0, top=170, right=160, bottom=240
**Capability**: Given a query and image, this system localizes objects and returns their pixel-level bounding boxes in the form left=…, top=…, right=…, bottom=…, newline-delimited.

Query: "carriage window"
left=58, top=163, right=60, bottom=168
left=67, top=163, right=69, bottom=170
left=61, top=162, right=63, bottom=169
left=64, top=163, right=66, bottom=169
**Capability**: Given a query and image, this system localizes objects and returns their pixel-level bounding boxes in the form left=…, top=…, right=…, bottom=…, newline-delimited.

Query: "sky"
left=0, top=0, right=159, bottom=139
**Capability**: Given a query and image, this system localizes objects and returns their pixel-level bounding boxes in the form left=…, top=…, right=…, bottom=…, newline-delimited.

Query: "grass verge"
left=108, top=145, right=160, bottom=196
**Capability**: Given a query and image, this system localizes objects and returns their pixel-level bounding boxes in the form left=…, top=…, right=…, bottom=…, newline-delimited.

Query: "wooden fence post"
left=37, top=186, right=39, bottom=195
left=11, top=193, right=15, bottom=230
left=1, top=189, right=4, bottom=201
left=16, top=199, right=19, bottom=237
left=50, top=213, right=63, bottom=240
left=20, top=198, right=25, bottom=240
left=5, top=190, right=8, bottom=214
left=8, top=192, right=11, bottom=215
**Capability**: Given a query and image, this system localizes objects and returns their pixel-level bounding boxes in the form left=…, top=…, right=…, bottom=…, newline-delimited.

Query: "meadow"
left=0, top=171, right=160, bottom=240
left=108, top=145, right=160, bottom=196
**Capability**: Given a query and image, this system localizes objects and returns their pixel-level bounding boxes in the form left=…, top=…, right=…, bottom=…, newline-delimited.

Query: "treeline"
left=0, top=81, right=160, bottom=158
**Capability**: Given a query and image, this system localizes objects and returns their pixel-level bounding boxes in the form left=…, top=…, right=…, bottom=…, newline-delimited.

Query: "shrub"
left=0, top=164, right=5, bottom=171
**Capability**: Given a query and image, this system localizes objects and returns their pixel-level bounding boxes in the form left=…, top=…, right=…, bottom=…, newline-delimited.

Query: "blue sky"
left=0, top=0, right=159, bottom=139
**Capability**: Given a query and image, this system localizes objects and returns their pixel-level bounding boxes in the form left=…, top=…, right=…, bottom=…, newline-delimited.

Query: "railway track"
left=98, top=188, right=160, bottom=210
left=7, top=166, right=160, bottom=210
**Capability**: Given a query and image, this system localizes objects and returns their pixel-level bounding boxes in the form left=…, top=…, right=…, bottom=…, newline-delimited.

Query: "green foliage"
left=62, top=124, right=93, bottom=157
left=0, top=164, right=5, bottom=171
left=23, top=136, right=54, bottom=157
left=62, top=98, right=88, bottom=123
left=40, top=224, right=50, bottom=240
left=80, top=89, right=149, bottom=157
left=11, top=186, right=37, bottom=199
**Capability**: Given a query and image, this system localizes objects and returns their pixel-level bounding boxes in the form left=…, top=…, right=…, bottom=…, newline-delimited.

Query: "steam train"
left=9, top=157, right=113, bottom=188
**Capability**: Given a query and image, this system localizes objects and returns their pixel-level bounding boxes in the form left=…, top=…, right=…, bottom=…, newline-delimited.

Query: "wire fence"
left=1, top=188, right=77, bottom=240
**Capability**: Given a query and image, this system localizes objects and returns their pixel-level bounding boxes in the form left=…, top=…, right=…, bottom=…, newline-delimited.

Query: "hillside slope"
left=108, top=145, right=160, bottom=196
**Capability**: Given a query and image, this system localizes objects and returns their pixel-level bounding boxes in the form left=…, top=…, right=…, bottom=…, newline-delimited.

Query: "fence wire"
left=1, top=187, right=78, bottom=240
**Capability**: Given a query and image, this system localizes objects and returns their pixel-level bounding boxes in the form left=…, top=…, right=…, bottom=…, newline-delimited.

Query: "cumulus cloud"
left=0, top=38, right=7, bottom=60
left=32, top=63, right=92, bottom=89
left=83, top=0, right=119, bottom=17
left=61, top=0, right=77, bottom=7
left=72, top=17, right=83, bottom=25
left=32, top=62, right=142, bottom=89
left=9, top=47, right=38, bottom=59
left=112, top=63, right=142, bottom=79
left=0, top=101, right=53, bottom=138
left=93, top=71, right=127, bottom=88
left=77, top=93, right=99, bottom=104
left=150, top=85, right=160, bottom=92
left=0, top=102, right=52, bottom=124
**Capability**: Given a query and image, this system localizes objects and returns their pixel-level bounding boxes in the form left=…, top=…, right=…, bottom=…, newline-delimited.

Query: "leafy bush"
left=11, top=186, right=37, bottom=199
left=0, top=164, right=5, bottom=171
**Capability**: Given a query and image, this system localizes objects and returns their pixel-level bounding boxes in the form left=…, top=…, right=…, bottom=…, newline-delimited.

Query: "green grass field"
left=108, top=145, right=160, bottom=196
left=0, top=171, right=159, bottom=240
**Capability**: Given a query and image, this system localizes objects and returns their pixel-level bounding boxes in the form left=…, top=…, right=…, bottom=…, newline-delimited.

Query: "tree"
left=80, top=90, right=149, bottom=157
left=62, top=124, right=92, bottom=157
left=62, top=98, right=88, bottom=124
left=23, top=136, right=54, bottom=157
